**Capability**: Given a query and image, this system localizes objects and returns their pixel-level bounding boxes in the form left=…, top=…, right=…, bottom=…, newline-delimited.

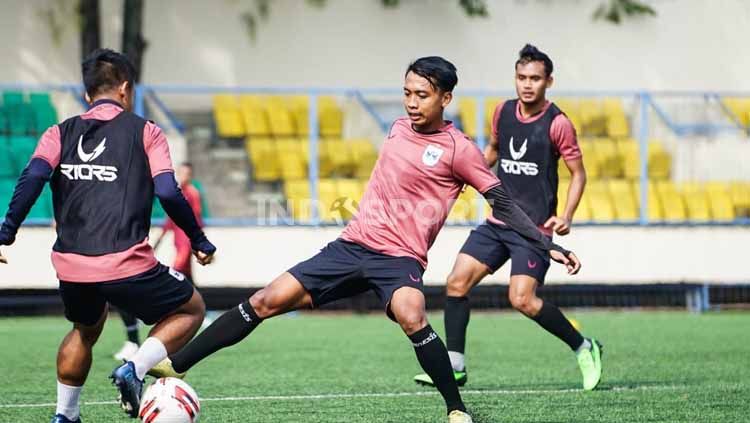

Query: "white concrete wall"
left=1, top=0, right=750, bottom=91
left=1, top=226, right=747, bottom=289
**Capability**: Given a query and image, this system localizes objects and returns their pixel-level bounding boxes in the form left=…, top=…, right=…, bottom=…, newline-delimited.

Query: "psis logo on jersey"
left=501, top=136, right=539, bottom=176
left=60, top=135, right=119, bottom=182
left=422, top=145, right=444, bottom=167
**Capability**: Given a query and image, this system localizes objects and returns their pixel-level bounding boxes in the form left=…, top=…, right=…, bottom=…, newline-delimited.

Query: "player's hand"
left=544, top=216, right=571, bottom=236
left=194, top=250, right=214, bottom=266
left=191, top=238, right=216, bottom=266
left=550, top=250, right=582, bottom=275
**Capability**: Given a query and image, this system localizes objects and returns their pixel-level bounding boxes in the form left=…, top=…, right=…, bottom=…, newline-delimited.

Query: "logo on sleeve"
left=60, top=135, right=119, bottom=182
left=422, top=145, right=444, bottom=167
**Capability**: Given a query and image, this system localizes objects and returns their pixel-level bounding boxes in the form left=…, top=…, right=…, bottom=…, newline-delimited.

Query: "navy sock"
left=444, top=296, right=470, bottom=354
left=409, top=325, right=466, bottom=414
left=531, top=301, right=584, bottom=350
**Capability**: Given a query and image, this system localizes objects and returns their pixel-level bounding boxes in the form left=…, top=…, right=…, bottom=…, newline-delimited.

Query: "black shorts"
left=59, top=264, right=195, bottom=326
left=459, top=221, right=551, bottom=284
left=288, top=239, right=424, bottom=319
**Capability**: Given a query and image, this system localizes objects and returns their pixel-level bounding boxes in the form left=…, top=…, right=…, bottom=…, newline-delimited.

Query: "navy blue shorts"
left=459, top=221, right=551, bottom=284
left=59, top=264, right=195, bottom=326
left=288, top=239, right=424, bottom=319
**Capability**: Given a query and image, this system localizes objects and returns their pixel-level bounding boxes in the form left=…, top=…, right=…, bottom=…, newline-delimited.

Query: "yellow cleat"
left=448, top=410, right=473, bottom=423
left=147, top=358, right=185, bottom=379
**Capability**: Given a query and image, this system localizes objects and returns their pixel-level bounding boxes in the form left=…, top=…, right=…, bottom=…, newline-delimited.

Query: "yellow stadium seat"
left=336, top=178, right=364, bottom=221
left=656, top=181, right=687, bottom=221
left=276, top=138, right=307, bottom=180
left=284, top=179, right=312, bottom=221
left=484, top=97, right=503, bottom=136
left=350, top=139, right=378, bottom=179
left=265, top=97, right=296, bottom=136
left=618, top=139, right=671, bottom=180
left=553, top=99, right=583, bottom=135
left=579, top=99, right=606, bottom=137
left=246, top=137, right=280, bottom=182
left=325, top=139, right=355, bottom=176
left=447, top=186, right=479, bottom=224
left=729, top=181, right=750, bottom=216
left=317, top=178, right=339, bottom=222
left=723, top=98, right=750, bottom=126
left=608, top=179, right=638, bottom=221
left=238, top=95, right=270, bottom=136
left=458, top=98, right=478, bottom=138
left=319, top=96, right=344, bottom=138
left=603, top=98, right=629, bottom=138
left=213, top=95, right=245, bottom=138
left=680, top=182, right=712, bottom=221
left=633, top=180, right=664, bottom=221
left=586, top=181, right=616, bottom=222
left=593, top=138, right=622, bottom=178
left=578, top=139, right=600, bottom=179
left=705, top=182, right=736, bottom=221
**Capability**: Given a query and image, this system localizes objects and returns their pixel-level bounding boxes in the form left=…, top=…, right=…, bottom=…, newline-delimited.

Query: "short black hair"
left=515, top=44, right=553, bottom=77
left=180, top=162, right=194, bottom=169
left=405, top=56, right=458, bottom=92
left=81, top=48, right=136, bottom=98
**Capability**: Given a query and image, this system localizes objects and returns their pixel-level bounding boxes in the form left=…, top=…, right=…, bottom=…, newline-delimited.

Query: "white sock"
left=131, top=337, right=168, bottom=380
left=56, top=381, right=82, bottom=420
left=575, top=338, right=592, bottom=355
left=448, top=351, right=465, bottom=372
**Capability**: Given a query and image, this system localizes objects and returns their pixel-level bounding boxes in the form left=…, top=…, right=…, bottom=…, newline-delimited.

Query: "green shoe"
left=577, top=338, right=603, bottom=391
left=414, top=370, right=467, bottom=387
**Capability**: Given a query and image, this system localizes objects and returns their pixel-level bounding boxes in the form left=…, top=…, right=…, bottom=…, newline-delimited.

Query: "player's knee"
left=446, top=271, right=473, bottom=297
left=509, top=292, right=538, bottom=317
left=395, top=310, right=427, bottom=335
left=249, top=289, right=276, bottom=319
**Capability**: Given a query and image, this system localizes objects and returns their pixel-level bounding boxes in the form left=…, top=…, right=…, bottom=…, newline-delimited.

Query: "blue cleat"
left=50, top=414, right=81, bottom=423
left=110, top=361, right=143, bottom=418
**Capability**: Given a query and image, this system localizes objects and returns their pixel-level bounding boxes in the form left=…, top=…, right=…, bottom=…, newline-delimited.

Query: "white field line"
left=0, top=384, right=686, bottom=409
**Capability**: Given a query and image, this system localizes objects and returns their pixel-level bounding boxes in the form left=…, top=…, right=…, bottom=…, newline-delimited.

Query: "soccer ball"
left=139, top=377, right=201, bottom=423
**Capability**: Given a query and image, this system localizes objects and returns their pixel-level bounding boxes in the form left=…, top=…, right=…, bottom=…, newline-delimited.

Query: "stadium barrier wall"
left=1, top=226, right=747, bottom=289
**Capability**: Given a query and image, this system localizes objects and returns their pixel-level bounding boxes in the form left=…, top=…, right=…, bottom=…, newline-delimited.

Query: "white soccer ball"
left=139, top=377, right=201, bottom=423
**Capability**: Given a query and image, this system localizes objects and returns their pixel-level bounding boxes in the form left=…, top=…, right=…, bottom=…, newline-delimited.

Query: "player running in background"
left=413, top=44, right=602, bottom=391
left=113, top=162, right=204, bottom=361
left=158, top=56, right=580, bottom=423
left=0, top=49, right=216, bottom=422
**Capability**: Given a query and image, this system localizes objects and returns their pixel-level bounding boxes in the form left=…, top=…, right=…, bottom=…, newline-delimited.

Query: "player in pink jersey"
left=414, top=45, right=601, bottom=392
left=162, top=57, right=579, bottom=423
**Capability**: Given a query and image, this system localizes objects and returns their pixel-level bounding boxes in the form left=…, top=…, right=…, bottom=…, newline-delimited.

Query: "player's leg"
left=53, top=282, right=109, bottom=422
left=169, top=271, right=312, bottom=374
left=389, top=287, right=469, bottom=420
left=416, top=224, right=508, bottom=387
left=113, top=310, right=140, bottom=361
left=107, top=266, right=205, bottom=416
left=507, top=243, right=602, bottom=390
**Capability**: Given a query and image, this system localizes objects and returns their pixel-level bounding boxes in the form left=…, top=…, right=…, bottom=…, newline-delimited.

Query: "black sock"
left=409, top=325, right=466, bottom=414
left=121, top=311, right=140, bottom=345
left=171, top=300, right=263, bottom=373
left=531, top=301, right=584, bottom=351
left=444, top=296, right=470, bottom=355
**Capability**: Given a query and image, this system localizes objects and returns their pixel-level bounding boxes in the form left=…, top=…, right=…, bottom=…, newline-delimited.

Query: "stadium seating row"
left=724, top=97, right=750, bottom=127
left=246, top=137, right=377, bottom=181
left=0, top=91, right=58, bottom=136
left=214, top=94, right=343, bottom=138
left=0, top=136, right=38, bottom=178
left=457, top=97, right=630, bottom=138
left=560, top=137, right=672, bottom=180
left=281, top=178, right=750, bottom=224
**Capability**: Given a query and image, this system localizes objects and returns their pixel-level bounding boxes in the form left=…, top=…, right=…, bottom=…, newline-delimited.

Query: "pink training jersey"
left=341, top=118, right=500, bottom=268
left=487, top=100, right=581, bottom=236
left=32, top=102, right=175, bottom=282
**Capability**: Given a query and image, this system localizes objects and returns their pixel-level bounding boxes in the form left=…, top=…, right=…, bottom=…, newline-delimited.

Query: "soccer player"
left=160, top=57, right=580, bottom=423
left=153, top=162, right=204, bottom=279
left=413, top=44, right=602, bottom=391
left=0, top=49, right=217, bottom=422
